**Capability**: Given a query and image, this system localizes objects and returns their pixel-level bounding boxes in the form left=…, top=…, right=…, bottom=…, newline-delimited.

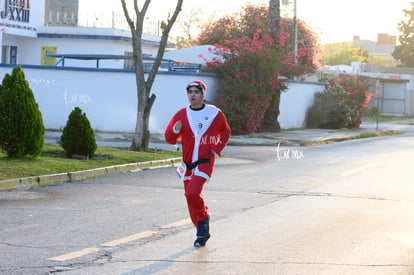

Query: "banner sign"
left=0, top=0, right=41, bottom=36
left=0, top=0, right=30, bottom=23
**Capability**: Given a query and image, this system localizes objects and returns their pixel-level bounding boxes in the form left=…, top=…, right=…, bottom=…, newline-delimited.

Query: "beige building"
left=352, top=33, right=398, bottom=67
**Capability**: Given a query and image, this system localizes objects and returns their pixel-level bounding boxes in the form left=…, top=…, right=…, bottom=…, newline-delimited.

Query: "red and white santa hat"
left=186, top=80, right=207, bottom=96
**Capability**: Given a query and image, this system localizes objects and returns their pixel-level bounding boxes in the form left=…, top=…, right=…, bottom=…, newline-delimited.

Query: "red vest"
left=165, top=104, right=231, bottom=180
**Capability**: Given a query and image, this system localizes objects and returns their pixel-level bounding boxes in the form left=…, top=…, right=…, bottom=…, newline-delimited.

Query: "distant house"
left=323, top=33, right=398, bottom=69
left=352, top=33, right=398, bottom=67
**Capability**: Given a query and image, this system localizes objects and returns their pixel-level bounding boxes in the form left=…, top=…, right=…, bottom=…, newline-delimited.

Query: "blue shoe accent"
left=196, top=215, right=210, bottom=237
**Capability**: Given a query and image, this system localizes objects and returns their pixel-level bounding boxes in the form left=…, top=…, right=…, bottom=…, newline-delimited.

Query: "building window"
left=1, top=46, right=18, bottom=64
left=9, top=46, right=17, bottom=64
left=124, top=51, right=134, bottom=70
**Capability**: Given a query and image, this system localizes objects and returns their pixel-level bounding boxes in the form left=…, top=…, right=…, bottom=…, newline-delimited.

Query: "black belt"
left=185, top=158, right=211, bottom=170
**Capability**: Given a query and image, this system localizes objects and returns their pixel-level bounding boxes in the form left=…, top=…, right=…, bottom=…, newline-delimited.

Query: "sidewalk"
left=229, top=120, right=410, bottom=146
left=1, top=120, right=411, bottom=192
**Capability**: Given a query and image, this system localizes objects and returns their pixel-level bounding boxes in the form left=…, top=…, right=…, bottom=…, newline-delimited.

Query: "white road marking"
left=101, top=230, right=157, bottom=247
left=161, top=218, right=192, bottom=229
left=340, top=163, right=380, bottom=177
left=47, top=218, right=192, bottom=262
left=48, top=247, right=101, bottom=262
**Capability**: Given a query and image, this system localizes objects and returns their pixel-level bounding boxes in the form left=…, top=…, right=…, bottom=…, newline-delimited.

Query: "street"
left=1, top=125, right=414, bottom=274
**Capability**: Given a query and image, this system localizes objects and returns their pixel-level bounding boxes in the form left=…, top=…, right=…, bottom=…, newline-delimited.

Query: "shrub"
left=60, top=107, right=97, bottom=158
left=306, top=83, right=351, bottom=129
left=334, top=74, right=373, bottom=128
left=307, top=73, right=374, bottom=129
left=0, top=66, right=44, bottom=157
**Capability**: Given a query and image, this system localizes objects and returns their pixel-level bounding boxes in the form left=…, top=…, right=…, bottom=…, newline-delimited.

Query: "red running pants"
left=183, top=175, right=209, bottom=228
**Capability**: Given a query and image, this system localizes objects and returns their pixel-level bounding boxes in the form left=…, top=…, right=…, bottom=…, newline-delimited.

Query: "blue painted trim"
left=44, top=53, right=206, bottom=72
left=0, top=63, right=217, bottom=77
left=46, top=53, right=169, bottom=61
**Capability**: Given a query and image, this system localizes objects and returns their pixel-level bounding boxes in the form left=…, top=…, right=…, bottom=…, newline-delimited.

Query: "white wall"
left=0, top=66, right=218, bottom=133
left=0, top=66, right=322, bottom=134
left=279, top=81, right=325, bottom=129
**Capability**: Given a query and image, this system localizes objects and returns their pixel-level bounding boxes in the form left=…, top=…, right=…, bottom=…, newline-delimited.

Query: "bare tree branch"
left=120, top=0, right=183, bottom=150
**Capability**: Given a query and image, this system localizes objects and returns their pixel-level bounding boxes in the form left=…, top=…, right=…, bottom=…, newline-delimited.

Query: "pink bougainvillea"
left=201, top=31, right=294, bottom=134
left=329, top=74, right=374, bottom=128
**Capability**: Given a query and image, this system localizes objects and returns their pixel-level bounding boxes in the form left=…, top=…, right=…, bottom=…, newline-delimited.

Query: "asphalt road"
left=1, top=125, right=414, bottom=274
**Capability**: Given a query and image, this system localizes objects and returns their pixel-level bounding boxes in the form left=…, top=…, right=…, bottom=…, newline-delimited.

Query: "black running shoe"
left=194, top=233, right=210, bottom=247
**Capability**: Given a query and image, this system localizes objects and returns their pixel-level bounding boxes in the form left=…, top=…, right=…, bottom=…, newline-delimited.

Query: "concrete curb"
left=0, top=157, right=181, bottom=191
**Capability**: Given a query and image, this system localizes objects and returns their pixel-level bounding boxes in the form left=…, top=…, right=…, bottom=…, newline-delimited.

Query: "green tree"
left=120, top=0, right=183, bottom=151
left=323, top=42, right=368, bottom=66
left=392, top=2, right=414, bottom=66
left=0, top=66, right=44, bottom=158
left=60, top=107, right=97, bottom=158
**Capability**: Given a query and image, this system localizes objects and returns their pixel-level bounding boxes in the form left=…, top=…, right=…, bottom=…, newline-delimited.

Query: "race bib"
left=176, top=161, right=187, bottom=180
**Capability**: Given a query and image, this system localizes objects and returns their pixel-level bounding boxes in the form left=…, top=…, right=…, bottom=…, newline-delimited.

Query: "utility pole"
left=281, top=0, right=298, bottom=64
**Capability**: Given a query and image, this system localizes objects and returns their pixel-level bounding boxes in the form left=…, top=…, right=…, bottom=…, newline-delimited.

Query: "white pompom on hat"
left=186, top=80, right=207, bottom=96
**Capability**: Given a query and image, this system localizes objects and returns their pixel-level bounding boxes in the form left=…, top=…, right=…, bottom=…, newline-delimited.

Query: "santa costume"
left=164, top=80, right=231, bottom=246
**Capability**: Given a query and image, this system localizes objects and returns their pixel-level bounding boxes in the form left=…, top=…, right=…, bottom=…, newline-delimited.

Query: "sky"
left=90, top=0, right=412, bottom=44
left=184, top=0, right=412, bottom=43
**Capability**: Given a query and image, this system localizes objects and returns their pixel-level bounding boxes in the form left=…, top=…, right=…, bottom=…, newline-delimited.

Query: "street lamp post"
left=281, top=0, right=298, bottom=64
